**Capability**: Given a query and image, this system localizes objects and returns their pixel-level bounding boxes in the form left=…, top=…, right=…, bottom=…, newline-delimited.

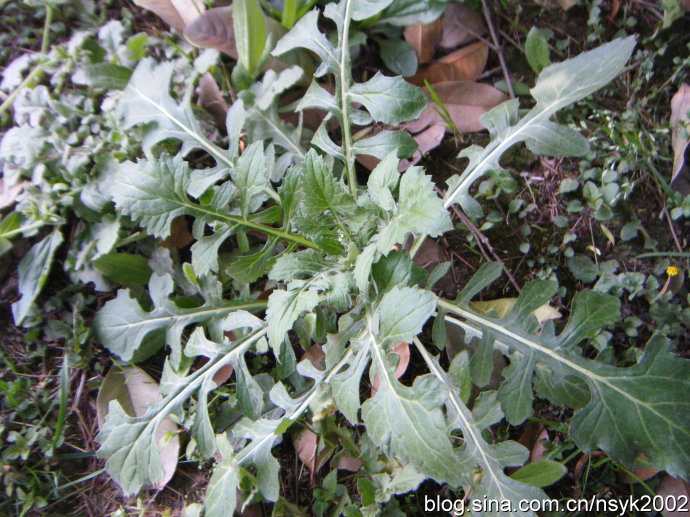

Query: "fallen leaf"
left=212, top=364, right=235, bottom=386
left=335, top=456, right=362, bottom=472
left=405, top=81, right=508, bottom=134
left=96, top=365, right=180, bottom=490
left=134, top=0, right=205, bottom=33
left=198, top=73, right=228, bottom=128
left=403, top=18, right=442, bottom=65
left=621, top=452, right=659, bottom=483
left=408, top=41, right=488, bottom=86
left=0, top=179, right=24, bottom=209
left=162, top=216, right=193, bottom=249
left=371, top=342, right=410, bottom=395
left=292, top=428, right=333, bottom=479
left=439, top=2, right=486, bottom=49
left=184, top=6, right=238, bottom=58
left=670, top=83, right=690, bottom=195
left=293, top=428, right=317, bottom=477
left=302, top=343, right=326, bottom=371
left=656, top=474, right=690, bottom=517
left=400, top=124, right=445, bottom=169
left=530, top=427, right=550, bottom=463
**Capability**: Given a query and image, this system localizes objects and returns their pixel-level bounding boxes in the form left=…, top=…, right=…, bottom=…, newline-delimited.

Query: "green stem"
left=338, top=0, right=357, bottom=199
left=0, top=2, right=53, bottom=117
left=187, top=203, right=318, bottom=249
left=40, top=3, right=54, bottom=57
left=1, top=220, right=46, bottom=239
left=645, top=161, right=675, bottom=198
left=0, top=63, right=45, bottom=117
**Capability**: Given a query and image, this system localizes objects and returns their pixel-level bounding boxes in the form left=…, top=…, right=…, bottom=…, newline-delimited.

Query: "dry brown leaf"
left=0, top=179, right=24, bottom=209
left=404, top=18, right=442, bottom=65
left=409, top=41, right=488, bottom=86
left=183, top=6, right=238, bottom=58
left=670, top=83, right=690, bottom=195
left=371, top=342, right=410, bottom=395
left=530, top=428, right=550, bottom=463
left=292, top=429, right=333, bottom=479
left=656, top=474, right=690, bottom=517
left=335, top=456, right=362, bottom=472
left=405, top=81, right=508, bottom=134
left=439, top=3, right=486, bottom=49
left=162, top=216, right=193, bottom=249
left=302, top=343, right=326, bottom=371
left=617, top=453, right=659, bottom=484
left=293, top=428, right=318, bottom=477
left=198, top=73, right=228, bottom=128
left=398, top=124, right=446, bottom=170
left=134, top=0, right=204, bottom=32
left=212, top=364, right=235, bottom=386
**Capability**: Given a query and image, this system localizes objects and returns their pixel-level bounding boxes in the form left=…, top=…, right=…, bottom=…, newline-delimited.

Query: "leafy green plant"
left=2, top=1, right=689, bottom=515
left=73, top=1, right=690, bottom=515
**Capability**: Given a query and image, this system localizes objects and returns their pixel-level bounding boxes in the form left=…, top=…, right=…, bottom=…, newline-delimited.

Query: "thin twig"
left=661, top=207, right=684, bottom=254
left=481, top=0, right=515, bottom=98
left=436, top=186, right=522, bottom=293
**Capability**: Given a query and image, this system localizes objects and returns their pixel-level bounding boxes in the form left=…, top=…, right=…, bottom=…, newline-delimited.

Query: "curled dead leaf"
left=302, top=343, right=326, bottom=371
left=96, top=365, right=180, bottom=490
left=198, top=73, right=228, bottom=128
left=292, top=428, right=333, bottom=479
left=399, top=124, right=445, bottom=169
left=404, top=18, right=442, bottom=65
left=183, top=6, right=238, bottom=58
left=134, top=0, right=205, bottom=33
left=409, top=41, right=489, bottom=86
left=620, top=452, right=659, bottom=483
left=335, top=456, right=362, bottom=472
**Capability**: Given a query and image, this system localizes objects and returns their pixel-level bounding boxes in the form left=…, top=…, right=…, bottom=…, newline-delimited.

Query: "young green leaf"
left=510, top=459, right=568, bottom=488
left=524, top=27, right=551, bottom=74
left=354, top=165, right=451, bottom=289
left=94, top=273, right=265, bottom=364
left=12, top=229, right=63, bottom=326
left=233, top=0, right=267, bottom=78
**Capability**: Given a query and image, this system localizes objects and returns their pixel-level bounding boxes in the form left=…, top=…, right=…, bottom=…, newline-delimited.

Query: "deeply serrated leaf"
left=94, top=273, right=264, bottom=364
left=444, top=37, right=636, bottom=212
left=444, top=275, right=690, bottom=479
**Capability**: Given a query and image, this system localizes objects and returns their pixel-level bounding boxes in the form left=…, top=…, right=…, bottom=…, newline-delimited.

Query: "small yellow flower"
left=667, top=266, right=679, bottom=277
